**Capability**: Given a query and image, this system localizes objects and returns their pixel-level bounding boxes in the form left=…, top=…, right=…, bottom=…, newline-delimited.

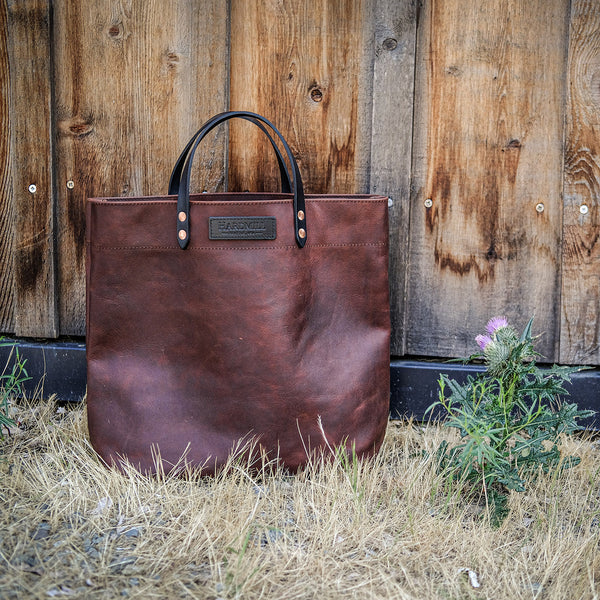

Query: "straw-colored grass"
left=1, top=398, right=599, bottom=599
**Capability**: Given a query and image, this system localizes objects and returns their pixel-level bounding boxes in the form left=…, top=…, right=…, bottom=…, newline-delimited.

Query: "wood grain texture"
left=0, top=0, right=14, bottom=333
left=7, top=0, right=58, bottom=338
left=228, top=0, right=374, bottom=195
left=370, top=0, right=417, bottom=356
left=53, top=0, right=229, bottom=335
left=406, top=0, right=570, bottom=361
left=560, top=0, right=600, bottom=364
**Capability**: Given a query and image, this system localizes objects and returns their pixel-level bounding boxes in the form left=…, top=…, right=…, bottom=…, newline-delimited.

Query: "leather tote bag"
left=86, top=111, right=390, bottom=475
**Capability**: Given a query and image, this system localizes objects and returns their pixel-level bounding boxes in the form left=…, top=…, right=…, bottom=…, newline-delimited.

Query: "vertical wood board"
left=53, top=0, right=230, bottom=335
left=370, top=0, right=417, bottom=355
left=7, top=0, right=58, bottom=338
left=228, top=0, right=374, bottom=195
left=0, top=0, right=14, bottom=332
left=406, top=0, right=570, bottom=360
left=560, top=0, right=600, bottom=364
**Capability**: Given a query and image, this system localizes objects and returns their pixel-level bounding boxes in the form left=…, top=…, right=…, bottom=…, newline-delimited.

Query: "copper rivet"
left=178, top=230, right=187, bottom=240
left=298, top=228, right=306, bottom=239
left=178, top=211, right=187, bottom=222
left=297, top=210, right=305, bottom=221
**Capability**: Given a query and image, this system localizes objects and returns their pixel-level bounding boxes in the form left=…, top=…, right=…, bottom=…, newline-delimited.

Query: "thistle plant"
left=427, top=317, right=595, bottom=525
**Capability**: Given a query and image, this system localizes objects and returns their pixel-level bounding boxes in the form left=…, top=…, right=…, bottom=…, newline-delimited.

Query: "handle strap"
left=168, top=114, right=292, bottom=196
left=174, top=111, right=306, bottom=249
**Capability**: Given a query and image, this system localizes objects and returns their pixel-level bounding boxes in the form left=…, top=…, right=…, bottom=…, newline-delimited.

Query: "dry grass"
left=1, top=398, right=599, bottom=600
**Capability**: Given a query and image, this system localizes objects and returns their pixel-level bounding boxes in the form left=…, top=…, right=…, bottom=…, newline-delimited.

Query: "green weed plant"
left=0, top=338, right=30, bottom=437
left=426, top=317, right=595, bottom=525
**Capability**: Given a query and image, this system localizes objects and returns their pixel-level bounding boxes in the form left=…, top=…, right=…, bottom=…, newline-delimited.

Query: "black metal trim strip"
left=390, top=359, right=599, bottom=429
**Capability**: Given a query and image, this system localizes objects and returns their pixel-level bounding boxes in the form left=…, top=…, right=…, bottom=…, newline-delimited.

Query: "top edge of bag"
left=87, top=193, right=389, bottom=203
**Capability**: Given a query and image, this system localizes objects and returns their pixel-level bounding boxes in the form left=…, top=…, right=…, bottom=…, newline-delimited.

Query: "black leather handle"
left=168, top=114, right=292, bottom=196
left=174, top=111, right=307, bottom=250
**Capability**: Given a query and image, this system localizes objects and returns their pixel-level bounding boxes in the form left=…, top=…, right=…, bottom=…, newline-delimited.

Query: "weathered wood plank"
left=370, top=0, right=417, bottom=356
left=406, top=0, right=570, bottom=361
left=560, top=0, right=600, bottom=365
left=7, top=0, right=58, bottom=338
left=53, top=0, right=230, bottom=335
left=0, top=0, right=14, bottom=333
left=228, top=0, right=374, bottom=195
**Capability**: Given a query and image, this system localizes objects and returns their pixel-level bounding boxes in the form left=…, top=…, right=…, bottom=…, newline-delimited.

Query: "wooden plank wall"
left=1, top=0, right=599, bottom=366
left=561, top=0, right=600, bottom=365
left=0, top=0, right=13, bottom=333
left=7, top=0, right=57, bottom=337
left=408, top=0, right=570, bottom=360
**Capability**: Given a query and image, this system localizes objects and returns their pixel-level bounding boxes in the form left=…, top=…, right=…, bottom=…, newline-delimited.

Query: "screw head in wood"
left=382, top=37, right=398, bottom=51
left=66, top=180, right=75, bottom=189
left=580, top=204, right=589, bottom=215
left=28, top=184, right=37, bottom=194
left=536, top=203, right=545, bottom=213
left=424, top=198, right=433, bottom=208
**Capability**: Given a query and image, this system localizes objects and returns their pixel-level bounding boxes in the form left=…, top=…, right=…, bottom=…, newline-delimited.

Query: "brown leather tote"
left=86, top=111, right=390, bottom=475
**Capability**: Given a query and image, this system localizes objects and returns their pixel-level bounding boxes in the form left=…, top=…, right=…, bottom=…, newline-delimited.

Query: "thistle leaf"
left=519, top=316, right=534, bottom=344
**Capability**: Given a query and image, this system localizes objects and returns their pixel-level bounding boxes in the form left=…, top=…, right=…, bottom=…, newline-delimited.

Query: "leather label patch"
left=209, top=216, right=277, bottom=240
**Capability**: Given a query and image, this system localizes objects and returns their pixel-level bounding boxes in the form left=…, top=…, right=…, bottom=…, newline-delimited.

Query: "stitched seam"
left=89, top=241, right=386, bottom=251
left=93, top=201, right=288, bottom=207
left=89, top=198, right=387, bottom=207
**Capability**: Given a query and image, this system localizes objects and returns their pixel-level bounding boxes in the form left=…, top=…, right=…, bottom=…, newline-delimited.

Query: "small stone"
left=46, top=586, right=73, bottom=597
left=90, top=497, right=113, bottom=515
left=523, top=516, right=535, bottom=527
left=110, top=555, right=138, bottom=573
left=22, top=554, right=38, bottom=567
left=260, top=529, right=284, bottom=546
left=33, top=522, right=52, bottom=540
left=124, top=528, right=140, bottom=538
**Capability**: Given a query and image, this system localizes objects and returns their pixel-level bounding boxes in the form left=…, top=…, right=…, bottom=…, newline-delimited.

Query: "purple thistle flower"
left=475, top=334, right=493, bottom=350
left=486, top=316, right=509, bottom=335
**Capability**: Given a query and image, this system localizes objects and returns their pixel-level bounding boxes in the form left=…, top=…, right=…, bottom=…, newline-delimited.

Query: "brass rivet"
left=178, top=211, right=187, bottom=222
left=298, top=228, right=306, bottom=239
left=297, top=210, right=305, bottom=221
left=178, top=230, right=187, bottom=240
